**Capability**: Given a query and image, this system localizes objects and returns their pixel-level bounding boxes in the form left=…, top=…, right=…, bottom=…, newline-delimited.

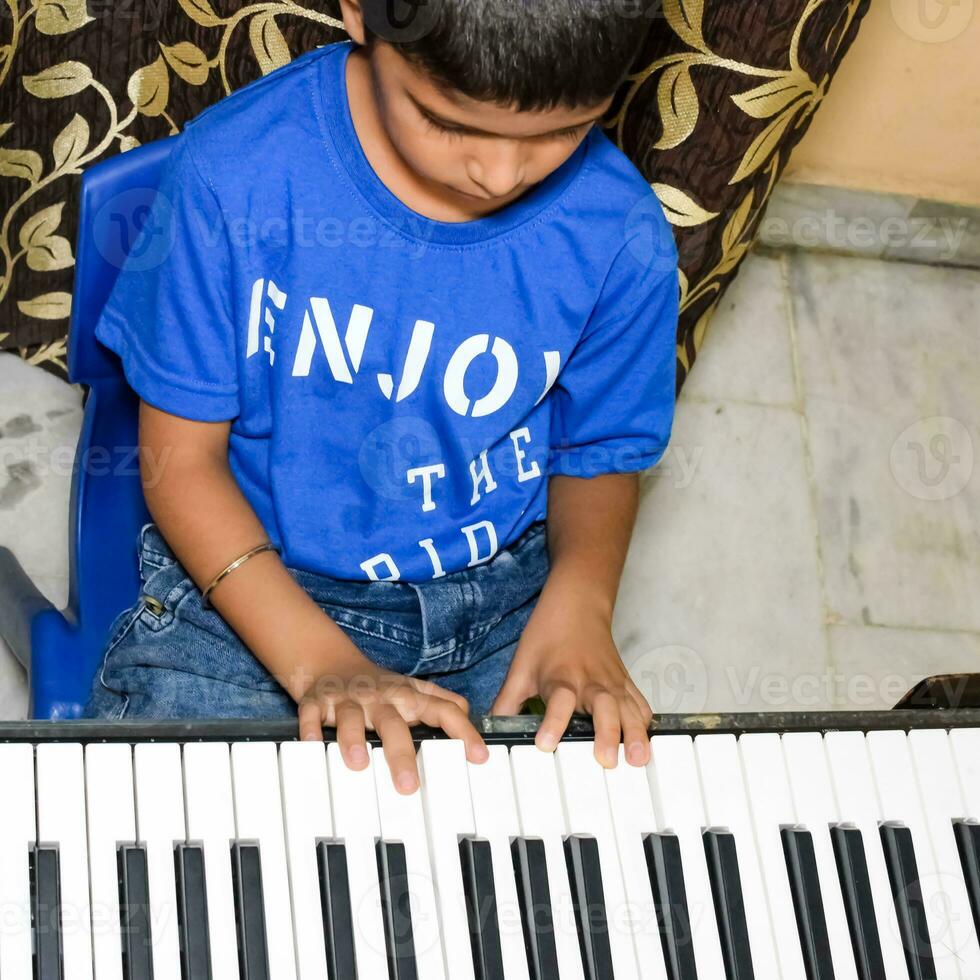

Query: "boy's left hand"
left=490, top=591, right=653, bottom=769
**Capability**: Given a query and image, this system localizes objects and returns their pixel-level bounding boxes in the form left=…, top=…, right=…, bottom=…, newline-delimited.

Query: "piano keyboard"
left=0, top=715, right=979, bottom=980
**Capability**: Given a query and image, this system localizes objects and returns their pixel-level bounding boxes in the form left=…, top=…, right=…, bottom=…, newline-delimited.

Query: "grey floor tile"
left=618, top=398, right=830, bottom=713
left=828, top=623, right=980, bottom=710
left=0, top=354, right=81, bottom=719
left=683, top=252, right=798, bottom=408
left=788, top=254, right=980, bottom=633
left=788, top=252, right=980, bottom=413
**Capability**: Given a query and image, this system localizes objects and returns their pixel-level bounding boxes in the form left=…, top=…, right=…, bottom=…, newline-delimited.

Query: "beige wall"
left=783, top=0, right=980, bottom=206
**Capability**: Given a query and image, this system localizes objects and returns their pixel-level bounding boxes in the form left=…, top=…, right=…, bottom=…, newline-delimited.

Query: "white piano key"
left=555, top=742, right=641, bottom=980
left=182, top=742, right=240, bottom=980
left=824, top=731, right=910, bottom=979
left=510, top=745, right=586, bottom=980
left=373, top=747, right=446, bottom=980
left=603, top=746, right=669, bottom=980
left=908, top=729, right=980, bottom=975
left=867, top=729, right=959, bottom=980
left=36, top=742, right=93, bottom=980
left=950, top=728, right=980, bottom=817
left=0, top=744, right=35, bottom=980
left=694, top=734, right=781, bottom=979
left=85, top=744, right=136, bottom=980
left=781, top=733, right=859, bottom=980
left=231, top=742, right=297, bottom=980
left=280, top=742, right=333, bottom=980
left=467, top=747, right=532, bottom=980
left=739, top=733, right=809, bottom=980
left=134, top=743, right=185, bottom=980
left=326, top=742, right=389, bottom=980
left=417, top=740, right=478, bottom=980
left=646, top=735, right=726, bottom=979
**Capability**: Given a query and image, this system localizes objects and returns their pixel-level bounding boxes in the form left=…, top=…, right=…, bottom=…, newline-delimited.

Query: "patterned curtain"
left=0, top=0, right=868, bottom=382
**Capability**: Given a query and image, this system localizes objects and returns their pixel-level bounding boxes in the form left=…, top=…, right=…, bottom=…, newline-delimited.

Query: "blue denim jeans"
left=82, top=521, right=549, bottom=721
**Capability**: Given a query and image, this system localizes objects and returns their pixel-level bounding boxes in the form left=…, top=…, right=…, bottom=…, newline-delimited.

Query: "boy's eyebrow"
left=407, top=90, right=607, bottom=138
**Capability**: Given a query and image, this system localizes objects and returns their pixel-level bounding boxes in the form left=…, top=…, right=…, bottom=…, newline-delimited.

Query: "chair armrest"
left=0, top=546, right=56, bottom=671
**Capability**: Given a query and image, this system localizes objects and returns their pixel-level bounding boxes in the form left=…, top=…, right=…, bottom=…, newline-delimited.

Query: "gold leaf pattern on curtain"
left=0, top=0, right=869, bottom=384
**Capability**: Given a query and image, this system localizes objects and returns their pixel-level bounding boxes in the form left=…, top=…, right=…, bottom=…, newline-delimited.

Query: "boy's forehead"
left=378, top=41, right=613, bottom=138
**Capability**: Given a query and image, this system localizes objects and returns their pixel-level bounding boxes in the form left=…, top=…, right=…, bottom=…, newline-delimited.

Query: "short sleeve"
left=549, top=254, right=679, bottom=478
left=94, top=131, right=240, bottom=421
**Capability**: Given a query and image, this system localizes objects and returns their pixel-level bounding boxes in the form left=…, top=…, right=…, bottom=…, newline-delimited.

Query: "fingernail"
left=627, top=742, right=646, bottom=764
left=472, top=744, right=489, bottom=762
left=349, top=744, right=368, bottom=766
left=537, top=732, right=557, bottom=752
left=396, top=772, right=418, bottom=793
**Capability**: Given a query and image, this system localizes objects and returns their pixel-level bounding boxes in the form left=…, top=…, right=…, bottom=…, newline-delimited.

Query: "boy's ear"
left=338, top=0, right=369, bottom=45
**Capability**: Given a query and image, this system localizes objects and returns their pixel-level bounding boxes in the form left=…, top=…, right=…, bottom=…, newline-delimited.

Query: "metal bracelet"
left=201, top=542, right=280, bottom=609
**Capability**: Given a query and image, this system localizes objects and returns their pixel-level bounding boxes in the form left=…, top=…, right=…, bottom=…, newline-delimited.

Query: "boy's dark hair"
left=361, top=0, right=650, bottom=111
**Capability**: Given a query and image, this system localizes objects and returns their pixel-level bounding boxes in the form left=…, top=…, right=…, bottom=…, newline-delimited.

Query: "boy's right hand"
left=297, top=651, right=488, bottom=794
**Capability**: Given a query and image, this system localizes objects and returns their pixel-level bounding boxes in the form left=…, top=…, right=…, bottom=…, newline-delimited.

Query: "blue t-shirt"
left=96, top=39, right=679, bottom=583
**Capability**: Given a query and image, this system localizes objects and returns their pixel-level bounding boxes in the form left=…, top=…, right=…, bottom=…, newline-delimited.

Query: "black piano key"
left=376, top=840, right=418, bottom=980
left=879, top=822, right=936, bottom=980
left=953, top=820, right=980, bottom=952
left=175, top=842, right=212, bottom=980
left=117, top=844, right=153, bottom=980
left=460, top=836, right=506, bottom=980
left=643, top=831, right=699, bottom=980
left=781, top=827, right=834, bottom=980
left=232, top=841, right=271, bottom=980
left=564, top=834, right=614, bottom=980
left=317, top=840, right=358, bottom=980
left=703, top=828, right=755, bottom=980
left=830, top=825, right=886, bottom=980
left=512, top=837, right=560, bottom=980
left=30, top=843, right=63, bottom=980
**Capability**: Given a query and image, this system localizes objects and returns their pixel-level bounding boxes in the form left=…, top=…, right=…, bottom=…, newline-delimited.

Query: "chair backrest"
left=62, top=135, right=179, bottom=705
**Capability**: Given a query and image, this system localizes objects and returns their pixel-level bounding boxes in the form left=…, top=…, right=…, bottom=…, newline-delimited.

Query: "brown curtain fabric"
left=0, top=0, right=869, bottom=382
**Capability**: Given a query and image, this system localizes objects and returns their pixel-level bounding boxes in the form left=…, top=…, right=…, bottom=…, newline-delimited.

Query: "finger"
left=335, top=701, right=369, bottom=770
left=620, top=699, right=651, bottom=766
left=536, top=685, right=576, bottom=752
left=490, top=671, right=531, bottom=716
left=589, top=690, right=621, bottom=768
left=420, top=699, right=489, bottom=764
left=626, top=678, right=654, bottom=725
left=372, top=703, right=420, bottom=794
left=297, top=699, right=324, bottom=742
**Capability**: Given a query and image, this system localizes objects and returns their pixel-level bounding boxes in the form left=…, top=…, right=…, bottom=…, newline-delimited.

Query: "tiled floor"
left=1, top=247, right=978, bottom=718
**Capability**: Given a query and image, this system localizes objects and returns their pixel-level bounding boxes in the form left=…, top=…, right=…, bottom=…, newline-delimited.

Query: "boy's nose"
left=466, top=144, right=526, bottom=199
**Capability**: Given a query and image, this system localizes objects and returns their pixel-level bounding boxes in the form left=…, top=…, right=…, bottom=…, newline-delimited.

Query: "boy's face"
left=341, top=4, right=613, bottom=216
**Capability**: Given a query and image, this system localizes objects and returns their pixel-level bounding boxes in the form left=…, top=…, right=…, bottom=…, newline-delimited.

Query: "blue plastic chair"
left=0, top=136, right=178, bottom=718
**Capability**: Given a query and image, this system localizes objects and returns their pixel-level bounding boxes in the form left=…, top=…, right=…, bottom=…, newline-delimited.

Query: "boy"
left=83, top=0, right=680, bottom=794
